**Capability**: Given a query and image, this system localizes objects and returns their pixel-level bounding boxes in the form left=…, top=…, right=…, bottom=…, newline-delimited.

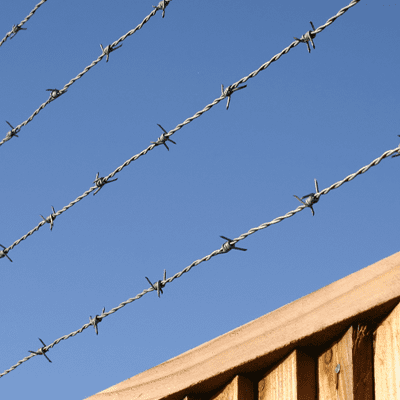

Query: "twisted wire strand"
left=0, top=0, right=362, bottom=261
left=229, top=146, right=400, bottom=246
left=106, top=0, right=362, bottom=177
left=0, top=0, right=172, bottom=147
left=227, top=0, right=360, bottom=92
left=0, top=0, right=48, bottom=48
left=1, top=143, right=398, bottom=378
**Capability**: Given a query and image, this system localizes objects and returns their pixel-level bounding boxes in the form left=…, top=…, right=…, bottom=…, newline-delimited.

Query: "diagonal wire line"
left=0, top=0, right=172, bottom=147
left=0, top=0, right=361, bottom=263
left=0, top=0, right=49, bottom=48
left=1, top=143, right=398, bottom=378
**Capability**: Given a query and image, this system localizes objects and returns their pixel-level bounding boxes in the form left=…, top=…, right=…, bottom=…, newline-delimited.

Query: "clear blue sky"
left=1, top=0, right=399, bottom=398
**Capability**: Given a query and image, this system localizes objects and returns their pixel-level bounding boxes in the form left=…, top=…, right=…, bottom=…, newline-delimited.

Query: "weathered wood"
left=352, top=323, right=374, bottom=400
left=85, top=252, right=400, bottom=400
left=374, top=301, right=400, bottom=399
left=318, top=324, right=373, bottom=399
left=258, top=349, right=316, bottom=400
left=208, top=375, right=253, bottom=400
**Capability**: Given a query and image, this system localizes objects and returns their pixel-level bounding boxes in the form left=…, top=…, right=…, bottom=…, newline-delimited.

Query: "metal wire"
left=0, top=0, right=172, bottom=147
left=0, top=0, right=359, bottom=147
left=0, top=0, right=48, bottom=48
left=1, top=142, right=398, bottom=378
left=0, top=0, right=361, bottom=262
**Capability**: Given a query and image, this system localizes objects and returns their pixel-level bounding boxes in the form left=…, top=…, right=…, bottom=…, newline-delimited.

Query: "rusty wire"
left=0, top=0, right=361, bottom=262
left=1, top=142, right=398, bottom=377
left=0, top=0, right=172, bottom=147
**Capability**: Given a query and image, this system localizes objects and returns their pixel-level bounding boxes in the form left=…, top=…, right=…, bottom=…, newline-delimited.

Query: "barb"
left=46, top=88, right=66, bottom=101
left=151, top=124, right=177, bottom=151
left=5, top=121, right=20, bottom=139
left=220, top=236, right=247, bottom=253
left=221, top=84, right=247, bottom=110
left=0, top=0, right=366, bottom=261
left=153, top=0, right=167, bottom=18
left=294, top=21, right=316, bottom=53
left=1, top=142, right=398, bottom=378
left=93, top=172, right=118, bottom=196
left=0, top=0, right=48, bottom=48
left=100, top=43, right=123, bottom=62
left=0, top=245, right=12, bottom=262
left=89, top=308, right=106, bottom=335
left=28, top=338, right=52, bottom=363
left=0, top=0, right=173, bottom=147
left=40, top=206, right=57, bottom=231
left=10, top=25, right=27, bottom=40
left=392, top=135, right=400, bottom=158
left=293, top=179, right=320, bottom=216
left=145, top=269, right=167, bottom=297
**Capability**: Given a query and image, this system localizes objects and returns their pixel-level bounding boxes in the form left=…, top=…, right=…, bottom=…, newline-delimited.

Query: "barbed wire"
left=0, top=0, right=172, bottom=147
left=0, top=0, right=48, bottom=48
left=1, top=143, right=398, bottom=378
left=0, top=0, right=361, bottom=263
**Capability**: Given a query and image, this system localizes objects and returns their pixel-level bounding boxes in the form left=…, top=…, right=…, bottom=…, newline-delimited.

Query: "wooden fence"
left=85, top=251, right=400, bottom=400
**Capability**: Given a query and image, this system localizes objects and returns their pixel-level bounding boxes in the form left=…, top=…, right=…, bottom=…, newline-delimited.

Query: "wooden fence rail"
left=85, top=251, right=400, bottom=400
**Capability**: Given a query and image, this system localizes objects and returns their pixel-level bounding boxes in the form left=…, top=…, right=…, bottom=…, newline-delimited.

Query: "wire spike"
left=293, top=179, right=320, bottom=216
left=145, top=269, right=167, bottom=297
left=153, top=0, right=167, bottom=18
left=221, top=84, right=247, bottom=110
left=10, top=24, right=27, bottom=39
left=93, top=172, right=118, bottom=196
left=0, top=244, right=12, bottom=262
left=220, top=236, right=247, bottom=253
left=46, top=88, right=65, bottom=100
left=151, top=124, right=176, bottom=151
left=5, top=121, right=19, bottom=139
left=392, top=136, right=400, bottom=158
left=28, top=338, right=52, bottom=363
left=100, top=43, right=123, bottom=62
left=294, top=21, right=316, bottom=53
left=89, top=307, right=106, bottom=335
left=40, top=206, right=57, bottom=230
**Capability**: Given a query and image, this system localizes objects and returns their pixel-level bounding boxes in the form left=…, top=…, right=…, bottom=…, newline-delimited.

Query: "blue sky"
left=0, top=0, right=399, bottom=398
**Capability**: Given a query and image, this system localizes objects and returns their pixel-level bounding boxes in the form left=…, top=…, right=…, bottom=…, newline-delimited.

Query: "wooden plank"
left=258, top=349, right=316, bottom=400
left=85, top=251, right=400, bottom=400
left=318, top=324, right=373, bottom=399
left=208, top=375, right=253, bottom=400
left=352, top=323, right=374, bottom=400
left=374, top=301, right=400, bottom=399
left=179, top=376, right=253, bottom=400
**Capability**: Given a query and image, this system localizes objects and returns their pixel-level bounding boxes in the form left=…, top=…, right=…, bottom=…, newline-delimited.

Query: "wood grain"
left=374, top=301, right=400, bottom=399
left=258, top=349, right=316, bottom=400
left=208, top=375, right=253, bottom=400
left=318, top=324, right=373, bottom=399
left=85, top=251, right=400, bottom=400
